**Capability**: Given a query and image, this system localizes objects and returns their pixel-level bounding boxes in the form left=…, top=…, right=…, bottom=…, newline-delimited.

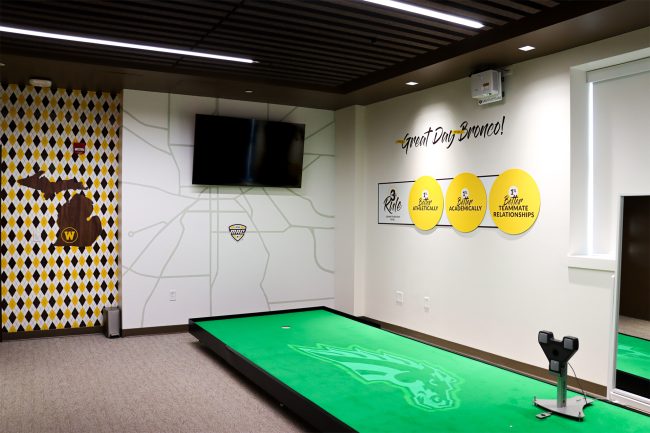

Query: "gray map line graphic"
left=308, top=227, right=334, bottom=274
left=302, top=155, right=321, bottom=171
left=127, top=221, right=166, bottom=237
left=213, top=226, right=334, bottom=234
left=241, top=192, right=271, bottom=309
left=236, top=195, right=253, bottom=215
left=122, top=181, right=190, bottom=198
left=140, top=210, right=189, bottom=326
left=263, top=189, right=334, bottom=230
left=188, top=210, right=246, bottom=214
left=122, top=182, right=216, bottom=206
left=260, top=188, right=334, bottom=274
left=261, top=190, right=292, bottom=229
left=301, top=153, right=334, bottom=171
left=230, top=187, right=254, bottom=200
left=124, top=101, right=335, bottom=323
left=285, top=189, right=335, bottom=218
left=268, top=296, right=334, bottom=305
left=123, top=187, right=208, bottom=278
left=167, top=93, right=184, bottom=196
left=121, top=266, right=209, bottom=279
left=209, top=186, right=218, bottom=313
left=122, top=126, right=172, bottom=156
left=280, top=106, right=298, bottom=122
left=123, top=109, right=169, bottom=131
left=305, top=121, right=334, bottom=141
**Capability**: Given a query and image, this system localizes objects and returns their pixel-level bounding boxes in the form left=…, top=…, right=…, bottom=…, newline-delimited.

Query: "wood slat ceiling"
left=0, top=0, right=622, bottom=93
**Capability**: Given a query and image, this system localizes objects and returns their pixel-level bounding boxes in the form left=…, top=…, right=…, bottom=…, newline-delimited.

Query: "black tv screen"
left=192, top=114, right=305, bottom=187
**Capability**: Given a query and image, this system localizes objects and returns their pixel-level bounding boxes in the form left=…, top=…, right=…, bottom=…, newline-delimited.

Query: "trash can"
left=102, top=307, right=121, bottom=338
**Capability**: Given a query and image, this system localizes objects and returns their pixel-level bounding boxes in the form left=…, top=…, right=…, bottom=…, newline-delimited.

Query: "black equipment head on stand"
left=538, top=331, right=579, bottom=373
left=533, top=330, right=592, bottom=421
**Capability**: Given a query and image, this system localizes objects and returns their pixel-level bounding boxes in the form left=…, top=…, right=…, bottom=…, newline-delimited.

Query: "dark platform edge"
left=190, top=306, right=363, bottom=433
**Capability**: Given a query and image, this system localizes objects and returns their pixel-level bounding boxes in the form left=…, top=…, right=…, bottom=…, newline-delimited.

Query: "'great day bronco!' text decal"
left=397, top=116, right=505, bottom=155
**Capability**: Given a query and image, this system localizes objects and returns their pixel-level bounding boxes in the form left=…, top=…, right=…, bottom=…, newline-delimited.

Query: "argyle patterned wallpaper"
left=1, top=84, right=120, bottom=333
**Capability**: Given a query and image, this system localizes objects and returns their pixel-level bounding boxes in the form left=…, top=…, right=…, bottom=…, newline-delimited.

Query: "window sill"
left=567, top=254, right=616, bottom=271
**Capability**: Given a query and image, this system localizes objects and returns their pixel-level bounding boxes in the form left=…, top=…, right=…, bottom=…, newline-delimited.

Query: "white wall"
left=592, top=68, right=650, bottom=254
left=339, top=28, right=650, bottom=385
left=121, top=91, right=335, bottom=329
left=334, top=106, right=367, bottom=315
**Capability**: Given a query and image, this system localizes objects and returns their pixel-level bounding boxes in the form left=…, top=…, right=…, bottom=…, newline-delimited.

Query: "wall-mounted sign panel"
left=378, top=181, right=412, bottom=224
left=489, top=168, right=540, bottom=234
left=445, top=173, right=487, bottom=233
left=408, top=176, right=444, bottom=231
left=379, top=171, right=540, bottom=233
left=379, top=176, right=497, bottom=228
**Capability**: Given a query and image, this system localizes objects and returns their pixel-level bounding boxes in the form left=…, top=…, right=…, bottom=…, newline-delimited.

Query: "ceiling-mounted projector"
left=471, top=70, right=502, bottom=105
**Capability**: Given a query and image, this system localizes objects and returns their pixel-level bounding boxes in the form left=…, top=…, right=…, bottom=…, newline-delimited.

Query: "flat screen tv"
left=192, top=114, right=305, bottom=187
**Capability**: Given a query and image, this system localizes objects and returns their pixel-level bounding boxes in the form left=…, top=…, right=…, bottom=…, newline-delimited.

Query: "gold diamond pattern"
left=1, top=84, right=121, bottom=333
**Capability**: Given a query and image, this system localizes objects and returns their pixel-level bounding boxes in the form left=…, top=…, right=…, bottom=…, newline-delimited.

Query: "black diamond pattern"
left=2, top=85, right=119, bottom=332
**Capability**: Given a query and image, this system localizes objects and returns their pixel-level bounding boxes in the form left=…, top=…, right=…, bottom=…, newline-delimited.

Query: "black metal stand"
left=533, top=331, right=592, bottom=420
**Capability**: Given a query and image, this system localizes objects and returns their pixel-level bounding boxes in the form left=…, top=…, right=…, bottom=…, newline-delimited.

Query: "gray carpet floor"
left=0, top=332, right=311, bottom=433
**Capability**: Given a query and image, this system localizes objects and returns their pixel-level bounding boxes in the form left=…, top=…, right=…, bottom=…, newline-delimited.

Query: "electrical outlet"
left=424, top=296, right=430, bottom=312
left=169, top=290, right=176, bottom=301
left=396, top=290, right=404, bottom=305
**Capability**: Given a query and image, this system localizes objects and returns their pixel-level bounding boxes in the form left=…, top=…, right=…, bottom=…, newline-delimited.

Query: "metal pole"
left=556, top=367, right=568, bottom=408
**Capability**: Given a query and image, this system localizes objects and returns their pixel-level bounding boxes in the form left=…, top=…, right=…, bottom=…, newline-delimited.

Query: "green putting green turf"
left=197, top=310, right=649, bottom=433
left=618, top=333, right=650, bottom=379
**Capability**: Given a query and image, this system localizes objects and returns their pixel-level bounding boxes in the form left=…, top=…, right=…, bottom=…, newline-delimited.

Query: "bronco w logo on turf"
left=290, top=344, right=460, bottom=411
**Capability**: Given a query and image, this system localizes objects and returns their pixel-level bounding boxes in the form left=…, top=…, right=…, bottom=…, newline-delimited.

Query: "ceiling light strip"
left=361, top=0, right=483, bottom=29
left=0, top=25, right=254, bottom=64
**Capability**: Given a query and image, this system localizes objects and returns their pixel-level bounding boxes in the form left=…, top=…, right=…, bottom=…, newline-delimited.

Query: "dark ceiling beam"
left=245, top=1, right=458, bottom=46
left=338, top=0, right=622, bottom=92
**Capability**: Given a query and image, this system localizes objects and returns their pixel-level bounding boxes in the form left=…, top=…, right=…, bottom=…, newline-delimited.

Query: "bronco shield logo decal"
left=228, top=224, right=247, bottom=241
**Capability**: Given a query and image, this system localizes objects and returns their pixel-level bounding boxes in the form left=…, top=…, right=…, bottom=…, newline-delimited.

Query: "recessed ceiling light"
left=519, top=45, right=535, bottom=52
left=406, top=81, right=419, bottom=86
left=244, top=90, right=254, bottom=94
left=361, top=0, right=483, bottom=29
left=0, top=25, right=254, bottom=64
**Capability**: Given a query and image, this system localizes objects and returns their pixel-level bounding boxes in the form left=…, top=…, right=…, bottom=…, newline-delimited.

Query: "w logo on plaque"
left=228, top=224, right=247, bottom=241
